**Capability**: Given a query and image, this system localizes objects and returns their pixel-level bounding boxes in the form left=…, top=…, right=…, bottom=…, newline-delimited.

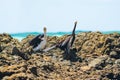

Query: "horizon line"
left=1, top=30, right=120, bottom=34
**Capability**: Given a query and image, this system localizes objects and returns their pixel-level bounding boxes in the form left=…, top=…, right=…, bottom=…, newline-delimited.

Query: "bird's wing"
left=29, top=34, right=44, bottom=48
left=38, top=34, right=44, bottom=39
left=43, top=45, right=57, bottom=52
left=69, top=35, right=75, bottom=47
left=56, top=36, right=71, bottom=50
left=66, top=38, right=71, bottom=54
left=61, top=36, right=71, bottom=47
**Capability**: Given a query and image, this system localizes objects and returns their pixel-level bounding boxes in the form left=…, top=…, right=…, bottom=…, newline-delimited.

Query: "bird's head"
left=75, top=21, right=77, bottom=25
left=44, top=27, right=47, bottom=33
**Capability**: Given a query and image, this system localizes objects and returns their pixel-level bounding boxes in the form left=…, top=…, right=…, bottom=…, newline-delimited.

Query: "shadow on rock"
left=63, top=48, right=82, bottom=62
left=0, top=72, right=14, bottom=80
left=106, top=73, right=120, bottom=79
left=30, top=67, right=38, bottom=76
left=12, top=47, right=30, bottom=60
left=0, top=46, right=2, bottom=52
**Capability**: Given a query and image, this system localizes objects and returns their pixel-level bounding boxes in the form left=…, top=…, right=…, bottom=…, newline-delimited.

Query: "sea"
left=10, top=30, right=120, bottom=41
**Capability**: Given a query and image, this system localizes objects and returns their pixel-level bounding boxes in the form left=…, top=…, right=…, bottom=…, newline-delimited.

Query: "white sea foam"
left=13, top=35, right=62, bottom=41
left=13, top=36, right=25, bottom=41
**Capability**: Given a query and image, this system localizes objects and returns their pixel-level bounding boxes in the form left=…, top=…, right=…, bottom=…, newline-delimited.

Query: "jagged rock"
left=80, top=66, right=91, bottom=71
left=2, top=73, right=27, bottom=80
left=115, top=59, right=120, bottom=66
left=88, top=55, right=108, bottom=69
left=0, top=32, right=120, bottom=79
left=105, top=57, right=115, bottom=65
left=110, top=51, right=118, bottom=58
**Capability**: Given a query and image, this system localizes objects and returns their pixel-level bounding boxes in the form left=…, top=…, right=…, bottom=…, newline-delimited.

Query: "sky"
left=0, top=0, right=120, bottom=33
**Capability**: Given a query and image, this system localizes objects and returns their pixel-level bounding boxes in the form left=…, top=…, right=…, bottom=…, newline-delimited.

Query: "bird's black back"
left=29, top=34, right=44, bottom=48
left=57, top=36, right=71, bottom=50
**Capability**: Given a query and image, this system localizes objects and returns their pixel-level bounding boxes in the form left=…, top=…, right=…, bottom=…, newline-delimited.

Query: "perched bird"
left=56, top=21, right=77, bottom=54
left=29, top=27, right=47, bottom=52
left=43, top=21, right=77, bottom=53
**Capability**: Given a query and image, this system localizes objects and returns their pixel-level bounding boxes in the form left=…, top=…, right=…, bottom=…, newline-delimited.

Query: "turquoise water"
left=10, top=31, right=120, bottom=41
left=10, top=30, right=83, bottom=41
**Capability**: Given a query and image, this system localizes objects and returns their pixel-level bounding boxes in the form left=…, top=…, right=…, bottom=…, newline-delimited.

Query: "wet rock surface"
left=0, top=32, right=120, bottom=80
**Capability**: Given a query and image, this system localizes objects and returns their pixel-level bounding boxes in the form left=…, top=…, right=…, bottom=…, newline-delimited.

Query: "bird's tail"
left=72, top=21, right=77, bottom=35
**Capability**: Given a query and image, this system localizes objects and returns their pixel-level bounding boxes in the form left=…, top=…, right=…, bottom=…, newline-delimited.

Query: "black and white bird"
left=56, top=21, right=77, bottom=54
left=43, top=21, right=77, bottom=53
left=29, top=27, right=47, bottom=52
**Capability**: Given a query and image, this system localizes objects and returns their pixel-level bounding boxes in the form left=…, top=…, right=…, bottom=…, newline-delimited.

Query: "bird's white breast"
left=33, top=39, right=46, bottom=51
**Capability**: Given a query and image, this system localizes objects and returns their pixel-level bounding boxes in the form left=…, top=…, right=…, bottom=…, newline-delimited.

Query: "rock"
left=0, top=32, right=120, bottom=79
left=61, top=60, right=72, bottom=66
left=2, top=73, right=27, bottom=80
left=110, top=51, right=118, bottom=58
left=43, top=55, right=52, bottom=62
left=42, top=64, right=54, bottom=73
left=105, top=57, right=115, bottom=65
left=0, top=63, right=26, bottom=80
left=115, top=59, right=120, bottom=66
left=81, top=66, right=91, bottom=71
left=0, top=46, right=2, bottom=52
left=12, top=47, right=21, bottom=55
left=30, top=67, right=38, bottom=76
left=88, top=55, right=108, bottom=69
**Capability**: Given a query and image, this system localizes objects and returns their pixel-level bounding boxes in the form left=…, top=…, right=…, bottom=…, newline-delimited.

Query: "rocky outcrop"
left=0, top=32, right=120, bottom=80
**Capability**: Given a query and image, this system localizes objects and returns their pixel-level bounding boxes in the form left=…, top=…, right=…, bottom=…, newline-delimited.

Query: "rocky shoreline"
left=0, top=32, right=120, bottom=80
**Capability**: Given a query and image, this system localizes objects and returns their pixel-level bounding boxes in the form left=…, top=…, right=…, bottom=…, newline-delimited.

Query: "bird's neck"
left=72, top=23, right=76, bottom=35
left=44, top=32, right=47, bottom=40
